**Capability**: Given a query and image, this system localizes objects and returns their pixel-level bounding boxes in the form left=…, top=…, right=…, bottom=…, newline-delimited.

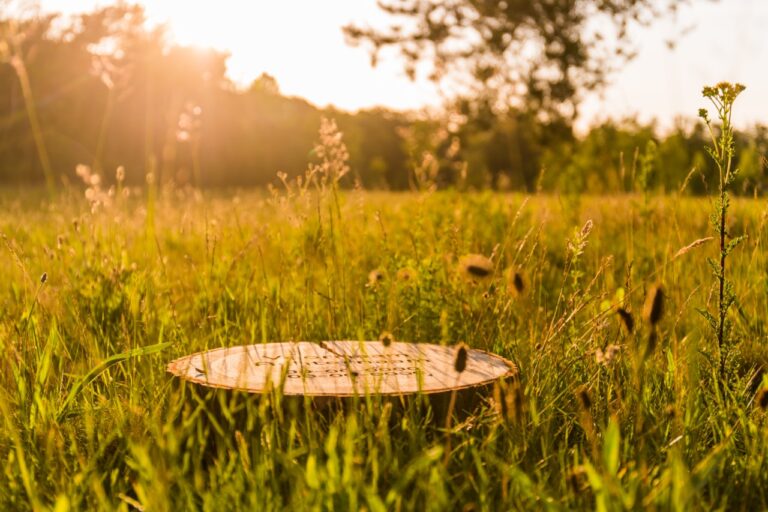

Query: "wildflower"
left=459, top=254, right=493, bottom=280
left=454, top=343, right=468, bottom=373
left=378, top=331, right=394, bottom=347
left=75, top=164, right=91, bottom=180
left=643, top=284, right=664, bottom=326
left=595, top=344, right=620, bottom=366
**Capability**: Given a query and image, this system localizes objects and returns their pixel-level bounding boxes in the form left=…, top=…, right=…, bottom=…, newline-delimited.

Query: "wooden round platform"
left=167, top=341, right=516, bottom=396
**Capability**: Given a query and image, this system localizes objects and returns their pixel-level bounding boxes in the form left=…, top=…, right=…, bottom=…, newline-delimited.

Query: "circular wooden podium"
left=167, top=341, right=516, bottom=397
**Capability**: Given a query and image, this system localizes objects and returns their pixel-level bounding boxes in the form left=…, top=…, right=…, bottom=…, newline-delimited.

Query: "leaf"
left=706, top=258, right=722, bottom=279
left=583, top=461, right=608, bottom=512
left=364, top=489, right=387, bottom=512
left=696, top=308, right=718, bottom=332
left=603, top=417, right=620, bottom=476
left=56, top=341, right=171, bottom=422
left=725, top=235, right=747, bottom=255
left=306, top=454, right=320, bottom=490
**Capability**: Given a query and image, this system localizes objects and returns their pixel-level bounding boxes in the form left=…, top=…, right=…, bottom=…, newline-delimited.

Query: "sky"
left=35, top=0, right=768, bottom=132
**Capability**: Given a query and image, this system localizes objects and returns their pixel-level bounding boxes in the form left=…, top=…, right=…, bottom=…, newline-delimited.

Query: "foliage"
left=2, top=6, right=765, bottom=194
left=345, top=0, right=687, bottom=118
left=698, top=82, right=746, bottom=376
left=0, top=6, right=412, bottom=189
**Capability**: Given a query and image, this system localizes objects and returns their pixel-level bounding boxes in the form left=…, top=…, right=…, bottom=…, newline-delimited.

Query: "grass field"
left=2, top=182, right=768, bottom=510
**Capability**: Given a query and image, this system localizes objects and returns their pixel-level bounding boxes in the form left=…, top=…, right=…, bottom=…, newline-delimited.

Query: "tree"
left=345, top=0, right=687, bottom=121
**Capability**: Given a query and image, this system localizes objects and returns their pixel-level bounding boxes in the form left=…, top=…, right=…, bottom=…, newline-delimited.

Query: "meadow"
left=2, top=160, right=768, bottom=510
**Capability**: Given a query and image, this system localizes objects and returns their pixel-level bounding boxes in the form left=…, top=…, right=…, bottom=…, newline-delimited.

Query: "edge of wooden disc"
left=166, top=341, right=518, bottom=397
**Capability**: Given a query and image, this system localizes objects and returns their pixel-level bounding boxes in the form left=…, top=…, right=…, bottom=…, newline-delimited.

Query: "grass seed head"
left=512, top=272, right=525, bottom=293
left=506, top=268, right=526, bottom=297
left=757, top=388, right=768, bottom=410
left=575, top=386, right=592, bottom=410
left=673, top=237, right=713, bottom=259
left=40, top=272, right=47, bottom=284
left=616, top=308, right=634, bottom=334
left=454, top=343, right=468, bottom=373
left=643, top=284, right=664, bottom=326
left=459, top=254, right=493, bottom=281
left=378, top=331, right=394, bottom=347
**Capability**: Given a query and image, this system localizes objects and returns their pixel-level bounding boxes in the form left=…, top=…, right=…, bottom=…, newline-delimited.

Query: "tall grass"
left=2, top=178, right=768, bottom=509
left=1, top=115, right=768, bottom=510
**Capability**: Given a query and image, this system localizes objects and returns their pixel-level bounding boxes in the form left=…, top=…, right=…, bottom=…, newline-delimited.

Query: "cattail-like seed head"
left=643, top=284, right=664, bottom=326
left=512, top=272, right=525, bottom=294
left=757, top=388, right=768, bottom=410
left=576, top=386, right=592, bottom=410
left=40, top=272, right=47, bottom=284
left=616, top=308, right=634, bottom=334
left=459, top=254, right=493, bottom=280
left=507, top=268, right=526, bottom=297
left=378, top=331, right=394, bottom=347
left=454, top=343, right=468, bottom=373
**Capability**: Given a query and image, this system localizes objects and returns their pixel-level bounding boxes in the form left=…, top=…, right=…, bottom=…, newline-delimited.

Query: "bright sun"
left=38, top=0, right=442, bottom=111
left=36, top=0, right=768, bottom=126
left=140, top=0, right=441, bottom=111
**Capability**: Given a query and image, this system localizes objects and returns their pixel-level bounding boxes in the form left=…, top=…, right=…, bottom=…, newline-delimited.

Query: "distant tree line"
left=0, top=5, right=765, bottom=194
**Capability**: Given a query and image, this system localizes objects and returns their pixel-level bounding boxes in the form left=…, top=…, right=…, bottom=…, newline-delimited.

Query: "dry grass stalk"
left=673, top=237, right=714, bottom=260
